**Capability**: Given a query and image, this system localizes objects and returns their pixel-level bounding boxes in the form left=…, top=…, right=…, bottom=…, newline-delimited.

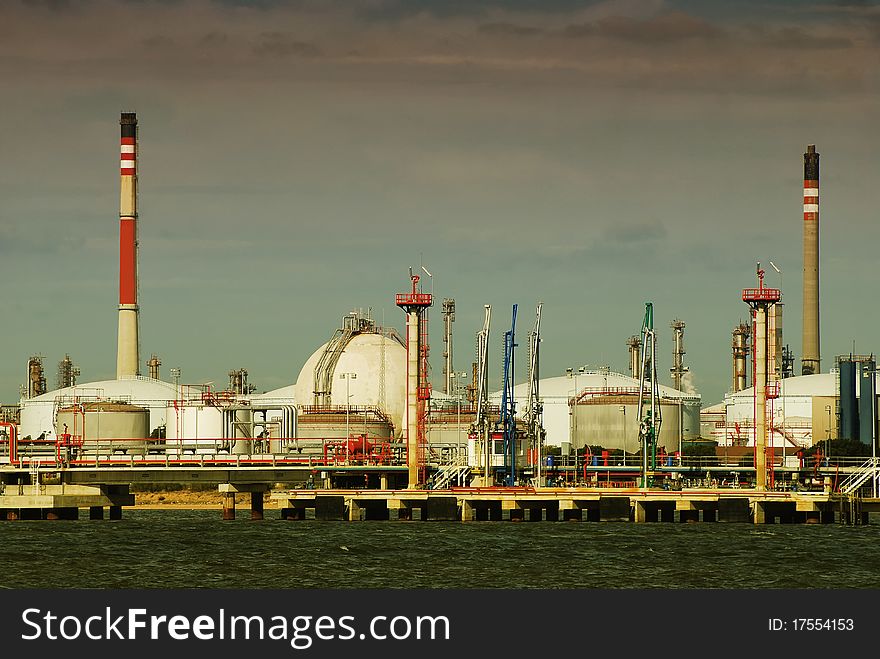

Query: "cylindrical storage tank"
left=839, top=359, right=859, bottom=441
left=230, top=407, right=253, bottom=455
left=859, top=359, right=876, bottom=447
left=295, top=411, right=394, bottom=441
left=681, top=400, right=701, bottom=441
left=571, top=396, right=682, bottom=454
left=55, top=402, right=150, bottom=454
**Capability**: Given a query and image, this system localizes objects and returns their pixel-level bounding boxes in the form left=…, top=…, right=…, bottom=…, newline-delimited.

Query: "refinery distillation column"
left=117, top=112, right=140, bottom=378
left=396, top=275, right=433, bottom=489
left=802, top=145, right=820, bottom=376
left=743, top=265, right=781, bottom=491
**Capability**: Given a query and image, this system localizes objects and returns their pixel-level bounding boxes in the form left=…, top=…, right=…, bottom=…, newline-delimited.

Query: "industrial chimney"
left=732, top=323, right=750, bottom=393
left=802, top=145, right=820, bottom=376
left=117, top=112, right=140, bottom=379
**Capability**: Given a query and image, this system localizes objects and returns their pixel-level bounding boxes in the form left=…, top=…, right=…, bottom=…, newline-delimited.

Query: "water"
left=2, top=510, right=879, bottom=589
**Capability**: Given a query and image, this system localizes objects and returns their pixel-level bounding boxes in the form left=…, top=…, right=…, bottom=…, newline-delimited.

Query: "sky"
left=1, top=0, right=878, bottom=407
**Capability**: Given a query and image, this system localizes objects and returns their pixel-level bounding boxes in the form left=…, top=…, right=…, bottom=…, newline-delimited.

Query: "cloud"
left=20, top=0, right=76, bottom=10
left=478, top=22, right=545, bottom=37
left=252, top=32, right=322, bottom=58
left=142, top=34, right=175, bottom=49
left=563, top=11, right=725, bottom=42
left=749, top=25, right=853, bottom=50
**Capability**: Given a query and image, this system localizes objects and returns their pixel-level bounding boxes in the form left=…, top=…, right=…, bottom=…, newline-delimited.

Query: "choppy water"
left=2, top=510, right=879, bottom=589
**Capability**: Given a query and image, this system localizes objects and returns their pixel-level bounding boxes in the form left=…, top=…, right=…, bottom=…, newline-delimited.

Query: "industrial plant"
left=1, top=115, right=878, bottom=525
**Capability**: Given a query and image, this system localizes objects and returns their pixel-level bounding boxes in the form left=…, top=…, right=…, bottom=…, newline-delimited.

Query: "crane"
left=525, top=303, right=544, bottom=485
left=637, top=302, right=662, bottom=488
left=498, top=304, right=518, bottom=486
left=474, top=305, right=492, bottom=486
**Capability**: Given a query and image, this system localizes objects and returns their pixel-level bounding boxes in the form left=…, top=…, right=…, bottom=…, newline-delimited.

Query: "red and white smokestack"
left=117, top=112, right=140, bottom=378
left=801, top=145, right=820, bottom=376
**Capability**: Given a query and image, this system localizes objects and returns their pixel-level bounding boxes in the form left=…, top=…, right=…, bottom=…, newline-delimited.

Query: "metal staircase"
left=428, top=453, right=470, bottom=490
left=837, top=458, right=880, bottom=496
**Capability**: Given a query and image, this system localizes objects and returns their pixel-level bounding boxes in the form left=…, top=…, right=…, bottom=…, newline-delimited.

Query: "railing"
left=4, top=435, right=409, bottom=469
left=837, top=458, right=880, bottom=495
left=428, top=452, right=470, bottom=490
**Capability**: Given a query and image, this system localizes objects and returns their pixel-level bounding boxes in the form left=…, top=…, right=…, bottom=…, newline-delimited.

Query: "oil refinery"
left=1, top=115, right=878, bottom=525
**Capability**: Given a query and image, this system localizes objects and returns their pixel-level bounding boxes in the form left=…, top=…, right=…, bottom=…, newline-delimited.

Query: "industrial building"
left=2, top=117, right=878, bottom=496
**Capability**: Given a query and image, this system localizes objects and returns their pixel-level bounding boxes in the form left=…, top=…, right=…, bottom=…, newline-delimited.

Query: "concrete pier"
left=270, top=488, right=866, bottom=525
left=0, top=484, right=133, bottom=521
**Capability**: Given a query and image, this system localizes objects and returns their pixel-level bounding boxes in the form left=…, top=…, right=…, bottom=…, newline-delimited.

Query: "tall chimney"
left=117, top=112, right=140, bottom=378
left=801, top=144, right=820, bottom=376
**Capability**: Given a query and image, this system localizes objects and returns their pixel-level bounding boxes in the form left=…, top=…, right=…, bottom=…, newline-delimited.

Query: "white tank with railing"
left=55, top=401, right=150, bottom=454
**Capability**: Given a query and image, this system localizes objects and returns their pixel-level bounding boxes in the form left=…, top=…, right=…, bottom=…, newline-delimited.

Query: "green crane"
left=637, top=302, right=662, bottom=487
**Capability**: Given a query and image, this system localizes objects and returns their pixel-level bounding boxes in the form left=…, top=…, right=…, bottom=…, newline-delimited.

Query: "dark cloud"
left=20, top=0, right=75, bottom=10
left=359, top=0, right=601, bottom=21
left=142, top=34, right=175, bottom=49
left=121, top=0, right=184, bottom=5
left=200, top=31, right=230, bottom=47
left=252, top=32, right=322, bottom=58
left=478, top=22, right=545, bottom=37
left=564, top=12, right=725, bottom=43
left=748, top=25, right=853, bottom=49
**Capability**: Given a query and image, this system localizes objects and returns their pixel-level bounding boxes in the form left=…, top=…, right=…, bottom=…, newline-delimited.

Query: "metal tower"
left=732, top=323, right=751, bottom=392
left=396, top=273, right=433, bottom=488
left=442, top=298, right=455, bottom=395
left=637, top=303, right=661, bottom=488
left=670, top=319, right=688, bottom=391
left=474, top=305, right=492, bottom=486
left=743, top=263, right=781, bottom=490
left=626, top=335, right=642, bottom=381
left=525, top=303, right=544, bottom=485
left=498, top=305, right=518, bottom=486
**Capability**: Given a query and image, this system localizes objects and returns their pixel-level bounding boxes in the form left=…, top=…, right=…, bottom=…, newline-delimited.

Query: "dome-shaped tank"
left=294, top=332, right=407, bottom=438
left=55, top=401, right=150, bottom=453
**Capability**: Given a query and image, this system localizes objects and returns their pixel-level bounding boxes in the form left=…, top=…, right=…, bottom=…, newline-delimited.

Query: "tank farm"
left=1, top=116, right=878, bottom=526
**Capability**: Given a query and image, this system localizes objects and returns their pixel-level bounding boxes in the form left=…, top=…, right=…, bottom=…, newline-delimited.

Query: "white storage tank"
left=55, top=401, right=150, bottom=453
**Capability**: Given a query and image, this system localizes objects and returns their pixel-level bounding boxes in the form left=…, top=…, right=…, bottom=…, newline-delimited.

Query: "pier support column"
left=222, top=493, right=236, bottom=521
left=753, top=502, right=768, bottom=525
left=380, top=474, right=390, bottom=490
left=348, top=500, right=363, bottom=521
left=89, top=506, right=104, bottom=520
left=634, top=502, right=648, bottom=523
left=109, top=506, right=122, bottom=520
left=250, top=492, right=264, bottom=521
left=461, top=500, right=476, bottom=522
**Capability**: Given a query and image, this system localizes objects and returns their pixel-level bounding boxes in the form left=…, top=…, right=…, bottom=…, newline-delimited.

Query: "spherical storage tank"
left=293, top=332, right=407, bottom=439
left=55, top=401, right=150, bottom=452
